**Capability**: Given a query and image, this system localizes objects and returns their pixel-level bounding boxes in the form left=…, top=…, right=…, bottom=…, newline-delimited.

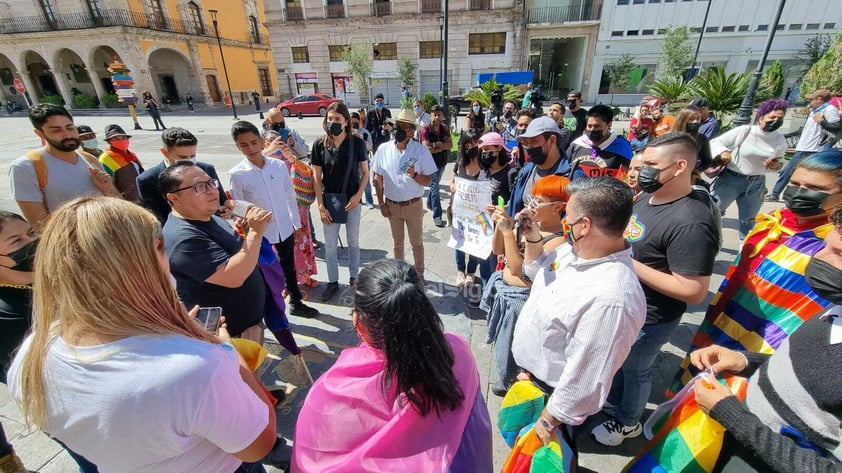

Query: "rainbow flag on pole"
left=668, top=211, right=832, bottom=397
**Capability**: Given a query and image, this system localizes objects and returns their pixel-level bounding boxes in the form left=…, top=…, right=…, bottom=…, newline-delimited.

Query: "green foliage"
left=463, top=78, right=520, bottom=107
left=341, top=42, right=373, bottom=103
left=606, top=54, right=636, bottom=93
left=648, top=76, right=690, bottom=103
left=39, top=95, right=64, bottom=105
left=656, top=26, right=693, bottom=81
left=687, top=66, right=749, bottom=115
left=398, top=57, right=418, bottom=89
left=801, top=33, right=842, bottom=100
left=400, top=95, right=414, bottom=110
left=73, top=93, right=99, bottom=108
left=755, top=60, right=784, bottom=103
left=101, top=93, right=121, bottom=107
left=800, top=34, right=833, bottom=66
left=420, top=92, right=438, bottom=112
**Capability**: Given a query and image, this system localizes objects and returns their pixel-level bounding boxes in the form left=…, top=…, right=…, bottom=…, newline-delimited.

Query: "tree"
left=398, top=57, right=418, bottom=90
left=755, top=60, right=784, bottom=103
left=341, top=42, right=373, bottom=104
left=648, top=76, right=690, bottom=103
left=800, top=34, right=833, bottom=66
left=686, top=66, right=749, bottom=116
left=801, top=33, right=842, bottom=99
left=463, top=78, right=520, bottom=108
left=606, top=54, right=636, bottom=93
left=656, top=26, right=693, bottom=81
left=420, top=92, right=438, bottom=112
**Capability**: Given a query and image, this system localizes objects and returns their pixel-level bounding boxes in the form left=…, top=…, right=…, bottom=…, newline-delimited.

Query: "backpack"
left=25, top=149, right=101, bottom=208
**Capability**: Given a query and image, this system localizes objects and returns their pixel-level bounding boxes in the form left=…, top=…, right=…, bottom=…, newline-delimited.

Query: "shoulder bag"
left=704, top=125, right=751, bottom=179
left=322, top=139, right=356, bottom=224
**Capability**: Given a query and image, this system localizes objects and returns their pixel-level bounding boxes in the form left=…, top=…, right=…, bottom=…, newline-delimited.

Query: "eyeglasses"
left=170, top=179, right=218, bottom=195
left=525, top=195, right=556, bottom=211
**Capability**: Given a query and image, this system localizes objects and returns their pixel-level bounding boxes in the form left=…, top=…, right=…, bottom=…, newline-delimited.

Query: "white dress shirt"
left=228, top=156, right=301, bottom=244
left=512, top=243, right=646, bottom=426
left=371, top=139, right=437, bottom=202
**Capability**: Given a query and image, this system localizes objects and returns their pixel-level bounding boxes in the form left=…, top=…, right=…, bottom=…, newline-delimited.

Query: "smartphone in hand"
left=233, top=200, right=254, bottom=219
left=195, top=307, right=223, bottom=332
left=280, top=128, right=290, bottom=143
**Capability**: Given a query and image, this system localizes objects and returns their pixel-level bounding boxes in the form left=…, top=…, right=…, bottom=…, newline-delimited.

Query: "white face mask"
left=82, top=139, right=99, bottom=149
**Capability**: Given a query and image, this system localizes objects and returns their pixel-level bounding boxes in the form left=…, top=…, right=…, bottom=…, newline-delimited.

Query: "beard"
left=46, top=136, right=81, bottom=152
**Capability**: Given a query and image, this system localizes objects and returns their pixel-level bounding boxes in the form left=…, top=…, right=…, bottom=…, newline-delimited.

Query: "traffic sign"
left=13, top=78, right=25, bottom=94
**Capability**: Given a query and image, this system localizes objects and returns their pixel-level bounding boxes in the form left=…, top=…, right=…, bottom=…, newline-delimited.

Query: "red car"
left=277, top=94, right=342, bottom=117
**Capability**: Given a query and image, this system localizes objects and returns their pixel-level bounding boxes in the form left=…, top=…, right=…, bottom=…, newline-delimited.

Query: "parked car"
left=277, top=94, right=342, bottom=117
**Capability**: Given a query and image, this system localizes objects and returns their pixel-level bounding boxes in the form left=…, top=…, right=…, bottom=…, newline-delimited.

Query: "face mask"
left=686, top=122, right=701, bottom=133
left=394, top=128, right=408, bottom=143
left=563, top=217, right=584, bottom=244
left=504, top=110, right=513, bottom=119
left=480, top=151, right=497, bottom=168
left=110, top=139, right=130, bottom=151
left=472, top=106, right=480, bottom=113
left=805, top=257, right=842, bottom=305
left=567, top=100, right=577, bottom=109
left=762, top=119, right=783, bottom=133
left=414, top=106, right=422, bottom=114
left=270, top=121, right=286, bottom=132
left=586, top=129, right=604, bottom=143
left=376, top=102, right=384, bottom=109
left=526, top=144, right=548, bottom=165
left=82, top=139, right=99, bottom=149
left=329, top=122, right=344, bottom=136
left=637, top=162, right=678, bottom=194
left=0, top=239, right=38, bottom=272
left=783, top=185, right=831, bottom=216
left=465, top=147, right=479, bottom=161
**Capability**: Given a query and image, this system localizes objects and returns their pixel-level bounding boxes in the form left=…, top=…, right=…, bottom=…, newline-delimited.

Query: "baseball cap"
left=517, top=116, right=561, bottom=140
left=805, top=89, right=832, bottom=101
left=77, top=125, right=95, bottom=135
left=478, top=132, right=504, bottom=148
left=567, top=91, right=582, bottom=99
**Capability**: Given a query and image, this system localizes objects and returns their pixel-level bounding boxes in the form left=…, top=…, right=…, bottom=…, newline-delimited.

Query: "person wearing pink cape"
left=292, top=259, right=493, bottom=472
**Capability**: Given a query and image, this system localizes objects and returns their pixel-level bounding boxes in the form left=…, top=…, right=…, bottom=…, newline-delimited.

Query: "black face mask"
left=686, top=122, right=701, bottom=133
left=762, top=119, right=783, bottom=133
left=480, top=151, right=497, bottom=168
left=586, top=129, right=604, bottom=143
left=526, top=144, right=548, bottom=165
left=504, top=110, right=513, bottom=119
left=465, top=147, right=479, bottom=161
left=783, top=185, right=831, bottom=216
left=567, top=100, right=577, bottom=109
left=805, top=257, right=842, bottom=305
left=352, top=123, right=359, bottom=129
left=270, top=121, right=286, bottom=132
left=1, top=239, right=38, bottom=272
left=329, top=122, right=344, bottom=136
left=637, top=162, right=677, bottom=194
left=394, top=128, right=408, bottom=143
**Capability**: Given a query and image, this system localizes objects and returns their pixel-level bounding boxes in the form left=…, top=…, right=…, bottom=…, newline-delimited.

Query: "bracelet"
left=525, top=236, right=542, bottom=243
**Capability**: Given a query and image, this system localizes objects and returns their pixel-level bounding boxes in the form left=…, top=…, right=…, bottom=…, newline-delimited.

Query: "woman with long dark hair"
left=465, top=100, right=486, bottom=133
left=292, top=259, right=493, bottom=472
left=673, top=105, right=713, bottom=172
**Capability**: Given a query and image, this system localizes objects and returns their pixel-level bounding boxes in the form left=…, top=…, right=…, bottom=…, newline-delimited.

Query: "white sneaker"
left=592, top=418, right=642, bottom=446
left=456, top=272, right=466, bottom=287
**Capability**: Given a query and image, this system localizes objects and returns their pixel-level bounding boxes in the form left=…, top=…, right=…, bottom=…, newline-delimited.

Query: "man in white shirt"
left=372, top=109, right=437, bottom=281
left=512, top=177, right=646, bottom=447
left=770, top=88, right=841, bottom=200
left=229, top=121, right=319, bottom=317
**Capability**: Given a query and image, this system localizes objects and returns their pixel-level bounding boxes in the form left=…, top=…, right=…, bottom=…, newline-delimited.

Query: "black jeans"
left=274, top=234, right=303, bottom=305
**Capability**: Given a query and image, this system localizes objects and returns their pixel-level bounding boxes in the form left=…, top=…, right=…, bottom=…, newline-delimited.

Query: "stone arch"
left=0, top=52, right=24, bottom=107
left=22, top=50, right=60, bottom=99
left=146, top=47, right=201, bottom=105
left=54, top=48, right=97, bottom=100
left=90, top=45, right=126, bottom=95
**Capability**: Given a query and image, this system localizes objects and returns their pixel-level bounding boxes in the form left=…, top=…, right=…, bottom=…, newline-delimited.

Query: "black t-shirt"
left=457, top=162, right=516, bottom=203
left=311, top=135, right=368, bottom=200
left=424, top=123, right=451, bottom=169
left=626, top=191, right=719, bottom=325
left=0, top=286, right=31, bottom=382
left=570, top=108, right=588, bottom=140
left=163, top=215, right=266, bottom=336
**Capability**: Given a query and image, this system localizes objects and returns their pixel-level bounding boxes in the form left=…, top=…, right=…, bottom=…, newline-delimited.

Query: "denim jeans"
left=607, top=317, right=681, bottom=427
left=771, top=151, right=813, bottom=199
left=711, top=169, right=766, bottom=239
left=630, top=136, right=649, bottom=152
left=455, top=250, right=480, bottom=274
left=234, top=461, right=267, bottom=473
left=427, top=164, right=446, bottom=220
left=323, top=205, right=361, bottom=283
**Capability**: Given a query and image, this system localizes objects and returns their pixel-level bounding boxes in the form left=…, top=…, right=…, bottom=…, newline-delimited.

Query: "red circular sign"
left=13, top=78, right=25, bottom=94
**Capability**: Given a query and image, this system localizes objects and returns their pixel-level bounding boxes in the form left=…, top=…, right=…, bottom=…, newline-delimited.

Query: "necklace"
left=0, top=283, right=32, bottom=289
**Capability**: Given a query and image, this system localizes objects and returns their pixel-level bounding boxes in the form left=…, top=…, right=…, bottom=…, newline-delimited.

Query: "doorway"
left=158, top=74, right=179, bottom=104
left=206, top=74, right=221, bottom=103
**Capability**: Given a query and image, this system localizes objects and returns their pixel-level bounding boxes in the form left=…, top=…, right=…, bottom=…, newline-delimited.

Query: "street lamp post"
left=438, top=15, right=444, bottom=102
left=689, top=0, right=713, bottom=79
left=732, top=0, right=786, bottom=126
left=208, top=9, right=238, bottom=120
left=441, top=0, right=450, bottom=126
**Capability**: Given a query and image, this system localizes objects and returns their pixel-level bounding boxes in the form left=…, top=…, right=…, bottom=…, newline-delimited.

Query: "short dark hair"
left=587, top=104, right=614, bottom=124
left=550, top=101, right=566, bottom=114
left=504, top=100, right=518, bottom=109
left=351, top=112, right=360, bottom=120
left=516, top=108, right=537, bottom=120
left=161, top=127, right=198, bottom=150
left=566, top=177, right=634, bottom=237
left=231, top=121, right=261, bottom=141
left=28, top=104, right=73, bottom=130
left=375, top=93, right=384, bottom=100
left=690, top=97, right=709, bottom=108
left=158, top=161, right=198, bottom=198
left=647, top=132, right=699, bottom=168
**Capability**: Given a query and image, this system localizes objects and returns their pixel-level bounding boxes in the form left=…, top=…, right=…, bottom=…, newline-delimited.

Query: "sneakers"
left=434, top=218, right=447, bottom=228
left=491, top=380, right=508, bottom=397
left=764, top=194, right=780, bottom=202
left=290, top=302, right=319, bottom=318
left=320, top=282, right=339, bottom=302
left=456, top=272, right=466, bottom=287
left=349, top=277, right=356, bottom=288
left=592, top=418, right=643, bottom=446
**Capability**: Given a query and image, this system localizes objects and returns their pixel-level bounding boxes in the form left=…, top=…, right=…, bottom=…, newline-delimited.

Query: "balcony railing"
left=469, top=0, right=491, bottom=10
left=285, top=6, right=304, bottom=21
left=0, top=8, right=211, bottom=35
left=527, top=2, right=602, bottom=23
left=371, top=2, right=392, bottom=16
left=325, top=4, right=346, bottom=18
left=420, top=0, right=440, bottom=14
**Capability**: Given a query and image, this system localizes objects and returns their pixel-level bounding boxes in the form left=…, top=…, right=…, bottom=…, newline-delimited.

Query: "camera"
left=529, top=85, right=545, bottom=114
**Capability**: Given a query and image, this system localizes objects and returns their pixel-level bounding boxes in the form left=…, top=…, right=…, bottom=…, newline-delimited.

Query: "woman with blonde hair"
left=8, top=197, right=277, bottom=473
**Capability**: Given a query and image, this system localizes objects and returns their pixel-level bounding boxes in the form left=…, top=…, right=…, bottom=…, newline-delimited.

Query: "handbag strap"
left=339, top=136, right=356, bottom=196
left=731, top=125, right=753, bottom=162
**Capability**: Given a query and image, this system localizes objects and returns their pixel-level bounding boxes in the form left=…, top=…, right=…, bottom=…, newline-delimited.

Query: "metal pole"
left=442, top=0, right=450, bottom=126
left=689, top=0, right=713, bottom=79
left=439, top=16, right=444, bottom=101
left=733, top=0, right=785, bottom=126
left=209, top=10, right=238, bottom=120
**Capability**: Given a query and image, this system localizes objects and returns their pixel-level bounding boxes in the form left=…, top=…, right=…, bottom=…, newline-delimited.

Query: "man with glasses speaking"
left=160, top=161, right=273, bottom=343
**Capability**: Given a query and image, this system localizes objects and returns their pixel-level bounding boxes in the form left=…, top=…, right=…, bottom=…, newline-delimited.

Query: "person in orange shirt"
left=651, top=106, right=675, bottom=138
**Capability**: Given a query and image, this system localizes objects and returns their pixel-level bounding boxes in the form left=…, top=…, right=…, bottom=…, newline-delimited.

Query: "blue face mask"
left=472, top=106, right=480, bottom=113
left=414, top=106, right=422, bottom=114
left=376, top=102, right=385, bottom=109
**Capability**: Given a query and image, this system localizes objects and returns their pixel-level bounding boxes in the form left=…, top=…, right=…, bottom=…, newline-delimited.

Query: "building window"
left=187, top=1, right=205, bottom=34
left=611, top=31, right=624, bottom=37
left=825, top=23, right=836, bottom=29
left=86, top=0, right=103, bottom=16
left=373, top=42, right=397, bottom=60
left=721, top=25, right=735, bottom=32
left=328, top=44, right=347, bottom=62
left=738, top=24, right=749, bottom=31
left=291, top=46, right=309, bottom=63
left=633, top=0, right=644, bottom=4
left=617, top=0, right=629, bottom=4
left=690, top=27, right=702, bottom=33
left=249, top=15, right=261, bottom=43
left=775, top=24, right=784, bottom=31
left=39, top=0, right=57, bottom=23
left=642, top=29, right=654, bottom=35
left=627, top=30, right=639, bottom=36
left=258, top=68, right=272, bottom=97
left=649, top=0, right=661, bottom=3
left=756, top=24, right=768, bottom=31
left=788, top=24, right=802, bottom=30
left=805, top=23, right=820, bottom=30
left=148, top=0, right=167, bottom=27
left=468, top=32, right=506, bottom=55
left=705, top=26, right=718, bottom=33
left=657, top=28, right=668, bottom=34
left=419, top=41, right=441, bottom=59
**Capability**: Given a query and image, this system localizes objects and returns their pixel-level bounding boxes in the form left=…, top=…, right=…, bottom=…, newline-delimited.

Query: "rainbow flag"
left=98, top=149, right=139, bottom=176
left=624, top=375, right=748, bottom=473
left=497, top=380, right=546, bottom=448
left=668, top=212, right=832, bottom=397
left=501, top=424, right=566, bottom=473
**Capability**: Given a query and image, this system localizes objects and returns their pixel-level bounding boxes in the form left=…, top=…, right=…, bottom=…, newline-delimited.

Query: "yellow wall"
left=126, top=0, right=145, bottom=15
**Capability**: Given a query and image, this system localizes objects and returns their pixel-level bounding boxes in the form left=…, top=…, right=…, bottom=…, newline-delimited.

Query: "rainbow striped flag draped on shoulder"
left=668, top=209, right=831, bottom=397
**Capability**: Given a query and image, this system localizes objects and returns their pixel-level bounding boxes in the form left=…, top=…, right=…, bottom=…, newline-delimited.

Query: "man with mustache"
left=10, top=104, right=120, bottom=230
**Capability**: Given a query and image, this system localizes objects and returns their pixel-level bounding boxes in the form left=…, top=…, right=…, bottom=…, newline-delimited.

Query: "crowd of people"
left=1, top=85, right=841, bottom=473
